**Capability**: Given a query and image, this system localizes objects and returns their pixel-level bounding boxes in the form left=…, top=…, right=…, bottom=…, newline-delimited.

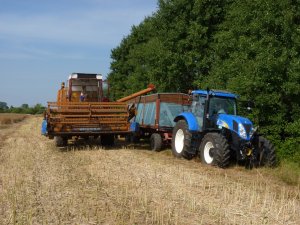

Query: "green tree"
left=109, top=0, right=231, bottom=98
left=21, top=104, right=29, bottom=109
left=108, top=0, right=300, bottom=163
left=198, top=0, right=300, bottom=162
left=0, top=102, right=8, bottom=109
left=0, top=101, right=8, bottom=112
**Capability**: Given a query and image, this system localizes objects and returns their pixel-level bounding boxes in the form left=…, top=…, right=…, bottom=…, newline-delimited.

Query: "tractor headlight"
left=249, top=126, right=257, bottom=138
left=238, top=123, right=247, bottom=139
left=249, top=127, right=254, bottom=137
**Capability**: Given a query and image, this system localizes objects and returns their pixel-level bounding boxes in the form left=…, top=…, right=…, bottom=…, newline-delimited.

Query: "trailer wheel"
left=55, top=136, right=68, bottom=147
left=171, top=120, right=193, bottom=159
left=199, top=133, right=230, bottom=168
left=150, top=133, right=162, bottom=151
left=101, top=134, right=115, bottom=146
left=256, top=136, right=276, bottom=167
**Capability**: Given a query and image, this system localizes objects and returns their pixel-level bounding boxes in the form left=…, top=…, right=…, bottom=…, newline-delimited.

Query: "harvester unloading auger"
left=41, top=73, right=155, bottom=147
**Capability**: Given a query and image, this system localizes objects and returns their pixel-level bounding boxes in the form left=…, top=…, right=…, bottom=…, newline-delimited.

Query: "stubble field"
left=0, top=113, right=28, bottom=128
left=0, top=115, right=299, bottom=224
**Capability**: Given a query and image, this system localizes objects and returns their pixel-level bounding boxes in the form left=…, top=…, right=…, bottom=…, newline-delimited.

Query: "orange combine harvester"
left=42, top=73, right=155, bottom=147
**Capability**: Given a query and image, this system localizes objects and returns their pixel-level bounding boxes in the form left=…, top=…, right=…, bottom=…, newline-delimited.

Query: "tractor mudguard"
left=174, top=112, right=199, bottom=131
left=41, top=119, right=47, bottom=135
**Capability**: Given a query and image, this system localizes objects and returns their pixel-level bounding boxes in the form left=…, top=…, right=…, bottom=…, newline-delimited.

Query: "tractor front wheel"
left=101, top=134, right=115, bottom=146
left=199, top=133, right=230, bottom=168
left=171, top=120, right=193, bottom=160
left=256, top=136, right=276, bottom=167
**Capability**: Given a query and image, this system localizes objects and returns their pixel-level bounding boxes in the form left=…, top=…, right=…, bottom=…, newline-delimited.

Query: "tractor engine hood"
left=216, top=114, right=254, bottom=141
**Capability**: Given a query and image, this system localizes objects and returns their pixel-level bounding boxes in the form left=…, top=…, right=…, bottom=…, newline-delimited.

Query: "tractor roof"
left=69, top=73, right=102, bottom=80
left=192, top=89, right=238, bottom=99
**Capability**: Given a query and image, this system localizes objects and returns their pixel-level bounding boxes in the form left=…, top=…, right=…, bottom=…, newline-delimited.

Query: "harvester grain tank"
left=41, top=73, right=155, bottom=147
left=171, top=89, right=276, bottom=169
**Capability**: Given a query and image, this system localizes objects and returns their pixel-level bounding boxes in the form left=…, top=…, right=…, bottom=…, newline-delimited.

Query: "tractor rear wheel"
left=199, top=133, right=230, bottom=168
left=150, top=133, right=162, bottom=151
left=101, top=134, right=115, bottom=146
left=171, top=120, right=193, bottom=160
left=256, top=136, right=276, bottom=167
left=55, top=136, right=68, bottom=147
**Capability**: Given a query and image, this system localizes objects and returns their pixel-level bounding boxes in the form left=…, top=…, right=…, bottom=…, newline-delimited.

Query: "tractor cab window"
left=209, top=97, right=237, bottom=116
left=191, top=95, right=206, bottom=129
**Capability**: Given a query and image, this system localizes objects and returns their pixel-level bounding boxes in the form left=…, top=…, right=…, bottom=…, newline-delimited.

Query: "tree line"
left=0, top=102, right=45, bottom=114
left=108, top=0, right=300, bottom=164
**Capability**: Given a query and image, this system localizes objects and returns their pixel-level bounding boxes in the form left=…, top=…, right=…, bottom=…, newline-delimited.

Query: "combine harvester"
left=41, top=73, right=155, bottom=146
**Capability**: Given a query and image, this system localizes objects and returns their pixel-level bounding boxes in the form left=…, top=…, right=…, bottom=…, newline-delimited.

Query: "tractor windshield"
left=209, top=97, right=237, bottom=116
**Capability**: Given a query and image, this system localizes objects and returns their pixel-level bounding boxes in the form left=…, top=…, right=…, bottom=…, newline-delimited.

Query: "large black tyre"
left=125, top=134, right=140, bottom=143
left=83, top=136, right=90, bottom=142
left=101, top=134, right=115, bottom=146
left=125, top=134, right=131, bottom=143
left=150, top=133, right=162, bottom=151
left=199, top=133, right=230, bottom=168
left=171, top=120, right=193, bottom=160
left=55, top=136, right=68, bottom=147
left=256, top=136, right=276, bottom=167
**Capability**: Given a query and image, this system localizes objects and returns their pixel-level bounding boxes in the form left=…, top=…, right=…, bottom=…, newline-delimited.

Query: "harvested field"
left=0, top=116, right=299, bottom=224
left=0, top=113, right=28, bottom=128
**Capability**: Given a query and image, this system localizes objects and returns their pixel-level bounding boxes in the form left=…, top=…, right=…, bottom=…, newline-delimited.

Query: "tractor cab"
left=190, top=90, right=237, bottom=130
left=57, top=73, right=110, bottom=103
left=187, top=89, right=253, bottom=141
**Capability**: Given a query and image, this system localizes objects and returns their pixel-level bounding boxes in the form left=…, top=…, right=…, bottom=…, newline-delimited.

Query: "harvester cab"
left=172, top=89, right=276, bottom=169
left=57, top=73, right=109, bottom=103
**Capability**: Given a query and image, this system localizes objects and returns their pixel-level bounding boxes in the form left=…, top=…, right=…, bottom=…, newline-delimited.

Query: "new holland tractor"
left=171, top=89, right=276, bottom=169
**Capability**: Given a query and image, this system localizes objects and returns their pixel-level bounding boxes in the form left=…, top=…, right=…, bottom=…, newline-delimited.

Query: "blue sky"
left=0, top=0, right=157, bottom=106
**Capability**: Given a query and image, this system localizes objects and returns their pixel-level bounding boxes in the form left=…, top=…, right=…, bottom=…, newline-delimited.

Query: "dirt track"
left=0, top=116, right=299, bottom=225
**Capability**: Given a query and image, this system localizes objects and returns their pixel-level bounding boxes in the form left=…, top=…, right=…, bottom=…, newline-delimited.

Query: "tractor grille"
left=243, top=124, right=252, bottom=135
left=233, top=120, right=238, bottom=132
left=233, top=120, right=252, bottom=136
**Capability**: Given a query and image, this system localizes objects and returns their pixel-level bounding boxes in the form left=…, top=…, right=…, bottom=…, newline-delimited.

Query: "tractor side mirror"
left=240, top=100, right=254, bottom=111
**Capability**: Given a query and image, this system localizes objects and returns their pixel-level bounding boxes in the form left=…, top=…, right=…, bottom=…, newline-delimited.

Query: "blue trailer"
left=128, top=93, right=190, bottom=151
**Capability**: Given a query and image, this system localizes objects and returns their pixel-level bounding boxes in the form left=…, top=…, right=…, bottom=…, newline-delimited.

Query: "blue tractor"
left=171, top=89, right=276, bottom=168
